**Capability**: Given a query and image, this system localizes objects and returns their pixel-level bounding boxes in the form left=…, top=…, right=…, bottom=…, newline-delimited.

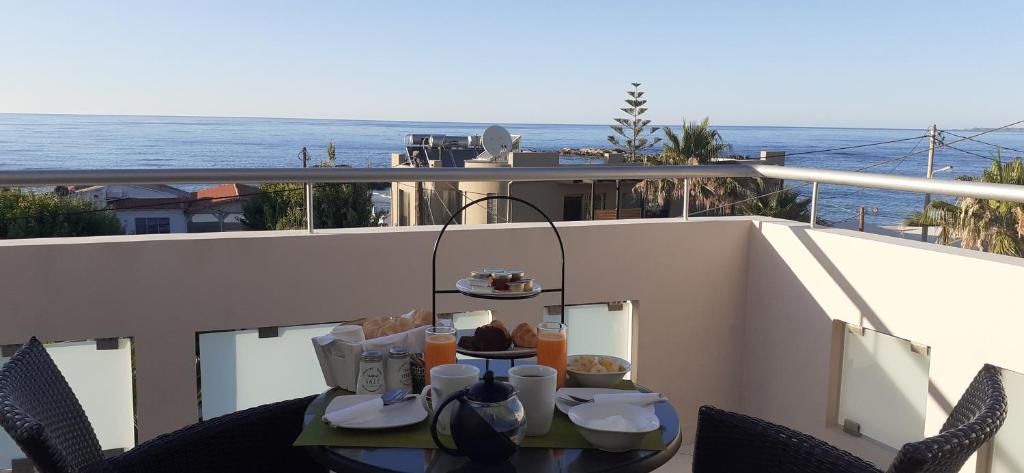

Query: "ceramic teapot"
left=430, top=370, right=527, bottom=464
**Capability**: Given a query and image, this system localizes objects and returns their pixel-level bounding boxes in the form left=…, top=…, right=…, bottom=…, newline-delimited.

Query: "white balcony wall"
left=743, top=220, right=1024, bottom=471
left=0, top=219, right=751, bottom=442
left=0, top=339, right=134, bottom=470
left=3, top=215, right=1020, bottom=472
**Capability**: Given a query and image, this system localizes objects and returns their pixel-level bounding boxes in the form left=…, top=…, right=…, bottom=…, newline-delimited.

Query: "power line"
left=784, top=134, right=929, bottom=157
left=940, top=130, right=1024, bottom=154
left=943, top=144, right=1000, bottom=162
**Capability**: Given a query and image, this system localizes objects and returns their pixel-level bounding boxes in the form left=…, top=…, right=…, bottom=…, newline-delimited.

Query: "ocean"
left=2, top=113, right=1023, bottom=225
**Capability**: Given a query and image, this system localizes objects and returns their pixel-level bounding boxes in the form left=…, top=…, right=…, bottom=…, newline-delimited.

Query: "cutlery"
left=558, top=393, right=668, bottom=406
left=381, top=388, right=413, bottom=406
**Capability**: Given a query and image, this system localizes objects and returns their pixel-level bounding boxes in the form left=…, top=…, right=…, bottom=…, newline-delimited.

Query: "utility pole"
left=858, top=206, right=865, bottom=232
left=920, top=124, right=938, bottom=242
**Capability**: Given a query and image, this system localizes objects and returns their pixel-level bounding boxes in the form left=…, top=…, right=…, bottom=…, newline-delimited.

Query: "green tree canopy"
left=905, top=155, right=1024, bottom=256
left=735, top=178, right=813, bottom=223
left=0, top=190, right=123, bottom=238
left=242, top=141, right=375, bottom=230
left=607, top=82, right=661, bottom=163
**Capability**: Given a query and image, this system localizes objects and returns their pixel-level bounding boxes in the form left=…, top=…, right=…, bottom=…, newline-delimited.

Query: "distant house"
left=72, top=184, right=192, bottom=234
left=186, top=183, right=258, bottom=232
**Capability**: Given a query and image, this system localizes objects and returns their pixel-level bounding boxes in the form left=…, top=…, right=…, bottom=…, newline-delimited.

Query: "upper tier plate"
left=454, top=278, right=543, bottom=299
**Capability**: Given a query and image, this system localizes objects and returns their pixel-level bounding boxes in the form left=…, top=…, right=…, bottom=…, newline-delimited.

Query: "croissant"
left=511, top=322, right=538, bottom=348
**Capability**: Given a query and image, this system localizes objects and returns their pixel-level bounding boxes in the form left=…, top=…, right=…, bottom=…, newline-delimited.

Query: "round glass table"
left=302, top=359, right=682, bottom=473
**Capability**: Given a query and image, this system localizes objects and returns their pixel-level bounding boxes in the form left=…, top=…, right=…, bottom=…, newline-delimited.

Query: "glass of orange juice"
left=536, top=322, right=567, bottom=388
left=424, top=326, right=457, bottom=384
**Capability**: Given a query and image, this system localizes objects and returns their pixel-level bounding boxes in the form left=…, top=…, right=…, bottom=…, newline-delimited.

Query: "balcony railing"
left=4, top=163, right=1024, bottom=232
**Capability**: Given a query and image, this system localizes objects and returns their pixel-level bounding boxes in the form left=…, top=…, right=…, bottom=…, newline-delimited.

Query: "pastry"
left=489, top=320, right=511, bottom=341
left=378, top=318, right=402, bottom=337
left=411, top=310, right=433, bottom=327
left=458, top=336, right=477, bottom=350
left=473, top=324, right=511, bottom=351
left=511, top=323, right=538, bottom=348
left=361, top=317, right=385, bottom=339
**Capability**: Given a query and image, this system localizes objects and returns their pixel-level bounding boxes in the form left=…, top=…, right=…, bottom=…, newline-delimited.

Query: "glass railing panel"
left=989, top=368, right=1023, bottom=473
left=0, top=338, right=135, bottom=470
left=197, top=323, right=334, bottom=420
left=544, top=302, right=633, bottom=363
left=837, top=325, right=930, bottom=448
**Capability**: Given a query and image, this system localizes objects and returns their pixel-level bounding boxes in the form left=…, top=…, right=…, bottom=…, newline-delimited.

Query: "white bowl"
left=568, top=402, right=660, bottom=452
left=566, top=355, right=631, bottom=388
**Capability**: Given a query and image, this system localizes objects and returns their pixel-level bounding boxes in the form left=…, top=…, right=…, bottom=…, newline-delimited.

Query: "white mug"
left=420, top=363, right=480, bottom=435
left=509, top=364, right=557, bottom=436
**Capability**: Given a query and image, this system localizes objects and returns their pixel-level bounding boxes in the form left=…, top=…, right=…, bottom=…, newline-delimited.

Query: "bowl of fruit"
left=566, top=355, right=631, bottom=388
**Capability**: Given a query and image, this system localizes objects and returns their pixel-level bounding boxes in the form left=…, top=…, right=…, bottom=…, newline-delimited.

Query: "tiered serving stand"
left=431, top=195, right=565, bottom=367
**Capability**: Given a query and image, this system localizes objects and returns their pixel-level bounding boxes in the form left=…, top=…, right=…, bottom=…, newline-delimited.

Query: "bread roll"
left=511, top=322, right=538, bottom=348
left=362, top=318, right=384, bottom=339
left=378, top=318, right=402, bottom=337
left=397, top=317, right=415, bottom=332
left=411, top=310, right=433, bottom=327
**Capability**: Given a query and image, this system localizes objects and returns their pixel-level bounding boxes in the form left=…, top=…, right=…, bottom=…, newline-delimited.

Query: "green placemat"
left=294, top=380, right=666, bottom=451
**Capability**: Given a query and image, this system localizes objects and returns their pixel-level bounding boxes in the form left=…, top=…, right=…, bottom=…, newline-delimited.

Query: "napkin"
left=591, top=392, right=664, bottom=406
left=323, top=397, right=384, bottom=426
left=586, top=415, right=644, bottom=432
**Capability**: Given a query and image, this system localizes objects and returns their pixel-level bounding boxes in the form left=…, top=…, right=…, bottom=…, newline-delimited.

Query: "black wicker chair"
left=0, top=337, right=327, bottom=473
left=692, top=364, right=1007, bottom=473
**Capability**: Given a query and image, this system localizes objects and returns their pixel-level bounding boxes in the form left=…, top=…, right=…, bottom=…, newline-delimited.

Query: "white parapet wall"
left=742, top=219, right=1024, bottom=471
left=0, top=218, right=751, bottom=442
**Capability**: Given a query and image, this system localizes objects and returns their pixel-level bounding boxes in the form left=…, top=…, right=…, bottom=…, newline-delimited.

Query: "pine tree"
left=607, top=82, right=661, bottom=163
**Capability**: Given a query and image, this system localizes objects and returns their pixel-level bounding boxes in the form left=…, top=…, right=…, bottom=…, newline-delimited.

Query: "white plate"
left=324, top=394, right=427, bottom=430
left=455, top=278, right=542, bottom=298
left=555, top=388, right=656, bottom=415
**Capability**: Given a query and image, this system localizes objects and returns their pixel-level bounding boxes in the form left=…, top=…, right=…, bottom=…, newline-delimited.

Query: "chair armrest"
left=106, top=395, right=326, bottom=473
left=692, top=406, right=881, bottom=473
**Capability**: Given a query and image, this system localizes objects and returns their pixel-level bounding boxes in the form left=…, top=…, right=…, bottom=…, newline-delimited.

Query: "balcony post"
left=810, top=181, right=819, bottom=228
left=682, top=178, right=690, bottom=221
left=305, top=183, right=314, bottom=233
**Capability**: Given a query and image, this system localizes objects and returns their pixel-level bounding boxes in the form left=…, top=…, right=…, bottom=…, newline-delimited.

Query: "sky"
left=1, top=1, right=1022, bottom=129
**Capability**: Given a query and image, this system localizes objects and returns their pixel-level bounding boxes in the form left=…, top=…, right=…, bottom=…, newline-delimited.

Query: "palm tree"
left=905, top=155, right=1024, bottom=257
left=736, top=178, right=812, bottom=222
left=639, top=117, right=740, bottom=216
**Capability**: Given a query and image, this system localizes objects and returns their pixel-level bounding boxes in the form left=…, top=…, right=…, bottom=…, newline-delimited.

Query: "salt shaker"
left=386, top=346, right=412, bottom=392
left=356, top=350, right=385, bottom=394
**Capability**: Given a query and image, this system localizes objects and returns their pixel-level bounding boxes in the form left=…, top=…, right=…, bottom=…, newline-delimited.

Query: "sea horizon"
left=2, top=113, right=1023, bottom=226
left=0, top=111, right=947, bottom=132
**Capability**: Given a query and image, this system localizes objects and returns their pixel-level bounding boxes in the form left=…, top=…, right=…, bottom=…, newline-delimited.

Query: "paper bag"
left=312, top=324, right=428, bottom=391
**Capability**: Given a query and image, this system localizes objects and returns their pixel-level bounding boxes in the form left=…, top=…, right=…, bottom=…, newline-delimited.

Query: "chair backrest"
left=887, top=364, right=1008, bottom=473
left=0, top=337, right=106, bottom=473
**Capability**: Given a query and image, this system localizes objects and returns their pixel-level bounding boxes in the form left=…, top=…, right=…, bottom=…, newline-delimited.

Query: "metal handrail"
left=3, top=164, right=1024, bottom=230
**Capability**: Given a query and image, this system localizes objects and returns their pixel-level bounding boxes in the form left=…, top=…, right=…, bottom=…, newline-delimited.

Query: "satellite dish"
left=481, top=125, right=513, bottom=160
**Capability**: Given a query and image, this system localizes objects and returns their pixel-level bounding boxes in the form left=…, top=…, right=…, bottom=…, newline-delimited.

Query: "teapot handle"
left=429, top=388, right=467, bottom=457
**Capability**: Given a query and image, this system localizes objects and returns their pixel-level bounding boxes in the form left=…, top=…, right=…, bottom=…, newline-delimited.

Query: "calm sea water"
left=2, top=113, right=1023, bottom=225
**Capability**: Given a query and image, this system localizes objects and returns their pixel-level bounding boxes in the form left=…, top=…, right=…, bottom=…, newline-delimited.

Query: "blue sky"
left=2, top=1, right=1021, bottom=128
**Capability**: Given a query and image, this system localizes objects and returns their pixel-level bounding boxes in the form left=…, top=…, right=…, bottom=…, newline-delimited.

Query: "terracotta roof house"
left=186, top=183, right=259, bottom=232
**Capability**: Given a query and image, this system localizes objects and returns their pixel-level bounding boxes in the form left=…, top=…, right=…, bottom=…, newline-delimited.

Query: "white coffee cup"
left=509, top=364, right=557, bottom=436
left=420, top=364, right=480, bottom=435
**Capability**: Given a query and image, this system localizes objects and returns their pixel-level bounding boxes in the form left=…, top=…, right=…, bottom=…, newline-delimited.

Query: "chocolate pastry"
left=458, top=335, right=477, bottom=350
left=472, top=324, right=512, bottom=351
left=489, top=320, right=511, bottom=341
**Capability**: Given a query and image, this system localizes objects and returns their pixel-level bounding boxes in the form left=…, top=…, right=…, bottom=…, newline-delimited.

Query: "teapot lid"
left=466, top=370, right=514, bottom=403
